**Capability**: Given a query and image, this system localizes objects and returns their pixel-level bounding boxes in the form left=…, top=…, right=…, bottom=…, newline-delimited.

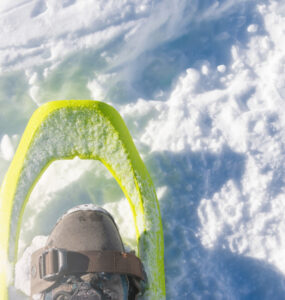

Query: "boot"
left=30, top=206, right=145, bottom=300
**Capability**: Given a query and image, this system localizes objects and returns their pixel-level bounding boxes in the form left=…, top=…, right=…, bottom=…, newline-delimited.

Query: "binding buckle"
left=39, top=248, right=67, bottom=281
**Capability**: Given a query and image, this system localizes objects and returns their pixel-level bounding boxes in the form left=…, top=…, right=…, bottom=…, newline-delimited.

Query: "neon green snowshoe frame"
left=0, top=100, right=165, bottom=299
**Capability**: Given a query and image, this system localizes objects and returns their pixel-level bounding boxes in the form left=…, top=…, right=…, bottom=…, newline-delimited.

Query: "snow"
left=15, top=235, right=48, bottom=298
left=2, top=0, right=285, bottom=299
left=217, top=65, right=226, bottom=73
left=247, top=24, right=258, bottom=33
left=0, top=135, right=15, bottom=161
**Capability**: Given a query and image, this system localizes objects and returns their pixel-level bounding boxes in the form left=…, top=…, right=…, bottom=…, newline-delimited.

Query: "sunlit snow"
left=1, top=0, right=285, bottom=299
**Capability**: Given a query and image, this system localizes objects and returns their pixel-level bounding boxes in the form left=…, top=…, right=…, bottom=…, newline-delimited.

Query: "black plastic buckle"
left=39, top=248, right=67, bottom=281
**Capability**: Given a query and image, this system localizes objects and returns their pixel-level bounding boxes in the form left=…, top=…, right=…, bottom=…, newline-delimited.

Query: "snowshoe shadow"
left=206, top=249, right=285, bottom=300
left=145, top=147, right=285, bottom=299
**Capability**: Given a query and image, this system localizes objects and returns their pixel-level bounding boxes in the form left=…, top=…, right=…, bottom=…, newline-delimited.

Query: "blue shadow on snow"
left=145, top=147, right=285, bottom=299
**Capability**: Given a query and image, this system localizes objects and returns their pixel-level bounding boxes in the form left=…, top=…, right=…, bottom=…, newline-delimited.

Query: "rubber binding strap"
left=31, top=247, right=145, bottom=295
left=39, top=248, right=68, bottom=281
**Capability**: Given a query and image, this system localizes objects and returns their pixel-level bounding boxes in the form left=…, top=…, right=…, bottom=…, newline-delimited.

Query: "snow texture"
left=2, top=0, right=285, bottom=299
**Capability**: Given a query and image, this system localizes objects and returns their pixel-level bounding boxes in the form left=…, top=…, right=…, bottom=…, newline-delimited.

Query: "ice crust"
left=2, top=0, right=285, bottom=299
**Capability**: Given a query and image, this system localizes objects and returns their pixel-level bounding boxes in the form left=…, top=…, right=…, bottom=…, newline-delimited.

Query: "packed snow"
left=1, top=0, right=285, bottom=299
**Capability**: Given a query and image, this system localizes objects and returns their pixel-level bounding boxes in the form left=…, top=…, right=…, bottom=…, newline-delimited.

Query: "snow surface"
left=2, top=0, right=285, bottom=299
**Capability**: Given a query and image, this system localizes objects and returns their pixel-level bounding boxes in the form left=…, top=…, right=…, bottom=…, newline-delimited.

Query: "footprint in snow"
left=30, top=0, right=47, bottom=18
